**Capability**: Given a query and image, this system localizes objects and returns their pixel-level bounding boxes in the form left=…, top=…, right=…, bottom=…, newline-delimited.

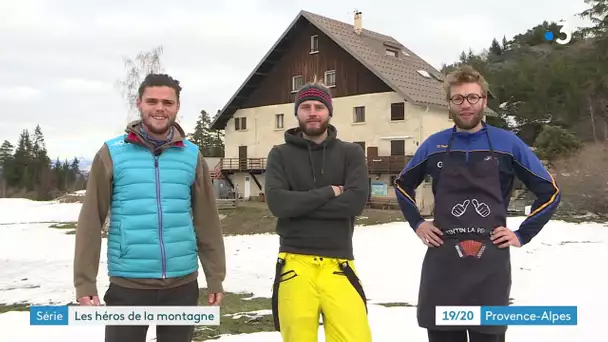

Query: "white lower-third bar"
left=69, top=306, right=220, bottom=326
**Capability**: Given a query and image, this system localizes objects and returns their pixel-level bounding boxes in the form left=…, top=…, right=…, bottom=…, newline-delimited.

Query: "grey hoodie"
left=264, top=125, right=369, bottom=259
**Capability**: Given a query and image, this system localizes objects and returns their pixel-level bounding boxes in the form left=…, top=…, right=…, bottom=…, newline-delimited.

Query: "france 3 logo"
left=544, top=20, right=572, bottom=45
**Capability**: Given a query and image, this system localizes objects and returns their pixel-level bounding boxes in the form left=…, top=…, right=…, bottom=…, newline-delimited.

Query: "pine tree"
left=189, top=110, right=206, bottom=150
left=53, top=158, right=63, bottom=191
left=577, top=0, right=608, bottom=38
left=70, top=157, right=80, bottom=175
left=490, top=38, right=503, bottom=55
left=62, top=159, right=72, bottom=191
left=213, top=109, right=225, bottom=157
left=188, top=110, right=225, bottom=157
left=10, top=130, right=34, bottom=189
left=31, top=125, right=51, bottom=194
left=0, top=140, right=15, bottom=187
left=0, top=140, right=14, bottom=166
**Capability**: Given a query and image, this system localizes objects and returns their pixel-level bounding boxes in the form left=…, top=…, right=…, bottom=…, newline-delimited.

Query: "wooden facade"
left=214, top=16, right=413, bottom=185
left=242, top=19, right=392, bottom=108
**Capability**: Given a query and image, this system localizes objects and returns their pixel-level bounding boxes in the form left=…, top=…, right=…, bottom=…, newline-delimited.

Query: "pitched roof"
left=301, top=11, right=448, bottom=105
left=211, top=10, right=494, bottom=129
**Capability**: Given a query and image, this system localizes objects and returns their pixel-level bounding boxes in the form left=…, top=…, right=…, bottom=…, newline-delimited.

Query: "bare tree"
left=115, top=46, right=164, bottom=119
left=106, top=46, right=164, bottom=230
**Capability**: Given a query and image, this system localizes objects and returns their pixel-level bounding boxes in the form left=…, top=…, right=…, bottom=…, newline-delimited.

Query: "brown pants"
left=103, top=280, right=199, bottom=342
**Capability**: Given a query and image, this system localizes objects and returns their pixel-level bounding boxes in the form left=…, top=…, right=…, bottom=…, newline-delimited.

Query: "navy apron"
left=416, top=127, right=511, bottom=335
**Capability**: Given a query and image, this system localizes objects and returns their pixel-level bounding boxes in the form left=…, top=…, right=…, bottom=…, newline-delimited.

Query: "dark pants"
left=103, top=280, right=200, bottom=342
left=428, top=329, right=506, bottom=342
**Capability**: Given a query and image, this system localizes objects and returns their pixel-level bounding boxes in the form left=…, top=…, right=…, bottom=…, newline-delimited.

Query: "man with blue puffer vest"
left=73, top=74, right=226, bottom=342
left=395, top=66, right=560, bottom=342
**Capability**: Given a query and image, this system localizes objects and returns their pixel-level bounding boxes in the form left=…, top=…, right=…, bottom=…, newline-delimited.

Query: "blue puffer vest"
left=104, top=133, right=200, bottom=279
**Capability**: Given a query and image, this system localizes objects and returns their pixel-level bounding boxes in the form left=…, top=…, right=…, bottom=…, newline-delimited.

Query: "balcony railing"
left=367, top=155, right=410, bottom=174
left=219, top=158, right=267, bottom=172
left=214, top=155, right=410, bottom=175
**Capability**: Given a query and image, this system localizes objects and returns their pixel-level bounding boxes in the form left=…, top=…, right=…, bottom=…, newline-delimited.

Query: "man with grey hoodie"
left=265, top=81, right=372, bottom=342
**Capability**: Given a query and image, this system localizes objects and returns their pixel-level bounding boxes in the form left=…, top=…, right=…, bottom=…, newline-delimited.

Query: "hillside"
left=442, top=15, right=608, bottom=146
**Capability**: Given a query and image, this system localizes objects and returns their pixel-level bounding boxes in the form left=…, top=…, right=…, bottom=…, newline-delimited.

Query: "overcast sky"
left=1, top=0, right=591, bottom=160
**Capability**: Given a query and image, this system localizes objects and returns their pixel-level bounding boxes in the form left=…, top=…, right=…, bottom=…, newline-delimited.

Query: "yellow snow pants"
left=271, top=252, right=372, bottom=342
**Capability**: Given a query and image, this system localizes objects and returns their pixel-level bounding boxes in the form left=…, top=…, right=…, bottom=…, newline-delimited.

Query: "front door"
left=367, top=146, right=378, bottom=157
left=239, top=146, right=247, bottom=171
left=244, top=176, right=251, bottom=199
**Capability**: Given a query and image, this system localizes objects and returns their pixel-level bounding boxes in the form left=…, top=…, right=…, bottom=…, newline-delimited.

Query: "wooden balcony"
left=218, top=158, right=267, bottom=173
left=214, top=155, right=410, bottom=175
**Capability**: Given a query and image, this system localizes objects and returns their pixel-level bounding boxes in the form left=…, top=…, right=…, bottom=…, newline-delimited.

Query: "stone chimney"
left=354, top=10, right=362, bottom=35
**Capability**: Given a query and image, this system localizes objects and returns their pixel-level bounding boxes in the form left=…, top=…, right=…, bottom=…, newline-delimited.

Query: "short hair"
left=137, top=74, right=182, bottom=101
left=443, top=65, right=489, bottom=101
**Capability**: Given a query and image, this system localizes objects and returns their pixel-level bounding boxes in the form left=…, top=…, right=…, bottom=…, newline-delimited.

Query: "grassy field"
left=49, top=201, right=406, bottom=237
left=193, top=290, right=273, bottom=340
left=49, top=222, right=77, bottom=235
left=220, top=201, right=405, bottom=235
left=0, top=303, right=29, bottom=314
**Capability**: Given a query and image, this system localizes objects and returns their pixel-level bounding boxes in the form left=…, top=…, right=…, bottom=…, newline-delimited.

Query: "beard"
left=450, top=107, right=483, bottom=130
left=298, top=117, right=329, bottom=137
left=141, top=112, right=176, bottom=135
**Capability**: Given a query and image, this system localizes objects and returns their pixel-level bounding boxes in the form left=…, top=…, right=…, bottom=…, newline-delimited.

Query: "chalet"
left=209, top=10, right=494, bottom=214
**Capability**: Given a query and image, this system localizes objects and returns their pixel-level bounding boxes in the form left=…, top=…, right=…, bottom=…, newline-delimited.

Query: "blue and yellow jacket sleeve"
left=394, top=139, right=430, bottom=230
left=511, top=137, right=561, bottom=245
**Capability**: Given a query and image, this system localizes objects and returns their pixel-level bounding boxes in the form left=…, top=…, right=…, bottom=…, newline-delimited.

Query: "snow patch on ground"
left=0, top=199, right=606, bottom=341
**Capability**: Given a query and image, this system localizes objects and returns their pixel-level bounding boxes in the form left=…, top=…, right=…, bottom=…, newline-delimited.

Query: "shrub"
left=534, top=125, right=582, bottom=161
left=551, top=142, right=608, bottom=215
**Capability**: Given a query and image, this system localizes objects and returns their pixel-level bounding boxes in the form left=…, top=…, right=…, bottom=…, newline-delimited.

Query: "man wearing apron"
left=395, top=66, right=561, bottom=342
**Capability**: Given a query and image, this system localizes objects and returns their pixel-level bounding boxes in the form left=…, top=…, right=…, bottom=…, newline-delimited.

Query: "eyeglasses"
left=450, top=94, right=485, bottom=105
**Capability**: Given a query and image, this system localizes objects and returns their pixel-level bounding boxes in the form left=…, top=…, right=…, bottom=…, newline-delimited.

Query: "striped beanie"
left=294, top=84, right=333, bottom=117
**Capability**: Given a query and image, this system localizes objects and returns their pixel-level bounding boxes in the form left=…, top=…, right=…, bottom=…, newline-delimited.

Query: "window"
left=386, top=48, right=398, bottom=57
left=292, top=75, right=303, bottom=92
left=391, top=102, right=405, bottom=120
left=390, top=140, right=405, bottom=156
left=275, top=114, right=284, bottom=129
left=234, top=117, right=247, bottom=131
left=354, top=141, right=366, bottom=153
left=324, top=70, right=336, bottom=87
left=353, top=106, right=365, bottom=123
left=310, top=35, right=319, bottom=53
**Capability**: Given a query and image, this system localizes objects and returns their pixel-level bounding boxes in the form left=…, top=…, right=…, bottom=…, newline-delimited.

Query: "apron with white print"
left=417, top=128, right=511, bottom=334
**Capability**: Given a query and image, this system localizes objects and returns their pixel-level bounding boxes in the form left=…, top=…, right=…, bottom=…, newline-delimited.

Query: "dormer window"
left=383, top=41, right=401, bottom=57
left=386, top=48, right=398, bottom=57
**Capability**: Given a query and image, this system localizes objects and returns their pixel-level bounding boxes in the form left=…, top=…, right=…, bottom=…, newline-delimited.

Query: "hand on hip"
left=416, top=221, right=444, bottom=247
